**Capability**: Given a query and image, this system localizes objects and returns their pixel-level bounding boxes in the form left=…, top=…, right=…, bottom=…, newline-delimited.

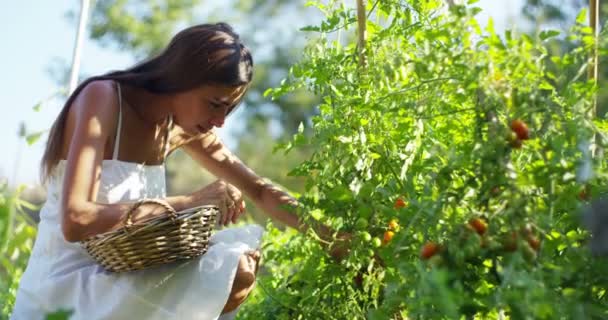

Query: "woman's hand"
left=187, top=180, right=246, bottom=226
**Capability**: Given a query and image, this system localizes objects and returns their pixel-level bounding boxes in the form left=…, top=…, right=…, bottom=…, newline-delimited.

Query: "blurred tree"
left=522, top=0, right=608, bottom=117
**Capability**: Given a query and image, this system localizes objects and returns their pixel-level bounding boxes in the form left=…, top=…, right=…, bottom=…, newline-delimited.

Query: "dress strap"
left=112, top=82, right=123, bottom=160
left=163, top=115, right=173, bottom=160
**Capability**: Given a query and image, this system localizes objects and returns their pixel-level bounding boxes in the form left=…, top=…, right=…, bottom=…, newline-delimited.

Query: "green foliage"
left=44, top=309, right=74, bottom=320
left=241, top=0, right=608, bottom=318
left=90, top=0, right=202, bottom=57
left=0, top=185, right=38, bottom=318
left=522, top=0, right=608, bottom=117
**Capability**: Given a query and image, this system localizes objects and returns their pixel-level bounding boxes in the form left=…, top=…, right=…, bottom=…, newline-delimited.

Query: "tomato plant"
left=241, top=1, right=608, bottom=319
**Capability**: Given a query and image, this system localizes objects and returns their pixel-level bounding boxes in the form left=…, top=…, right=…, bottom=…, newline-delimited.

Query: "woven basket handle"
left=125, top=199, right=177, bottom=228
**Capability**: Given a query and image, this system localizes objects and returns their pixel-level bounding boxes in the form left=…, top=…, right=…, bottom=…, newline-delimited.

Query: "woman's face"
left=172, top=84, right=247, bottom=136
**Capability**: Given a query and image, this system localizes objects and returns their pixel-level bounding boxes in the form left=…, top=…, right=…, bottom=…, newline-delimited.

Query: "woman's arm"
left=181, top=132, right=336, bottom=239
left=59, top=81, right=186, bottom=242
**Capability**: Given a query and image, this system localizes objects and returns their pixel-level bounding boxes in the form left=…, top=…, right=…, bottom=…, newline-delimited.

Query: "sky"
left=0, top=0, right=526, bottom=187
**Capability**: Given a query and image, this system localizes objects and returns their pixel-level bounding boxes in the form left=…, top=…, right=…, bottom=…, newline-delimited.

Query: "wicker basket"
left=81, top=199, right=219, bottom=273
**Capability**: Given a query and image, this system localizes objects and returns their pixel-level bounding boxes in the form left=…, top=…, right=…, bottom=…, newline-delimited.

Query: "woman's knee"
left=223, top=252, right=260, bottom=313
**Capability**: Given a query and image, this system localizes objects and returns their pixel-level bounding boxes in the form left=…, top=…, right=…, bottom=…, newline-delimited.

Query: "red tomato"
left=420, top=242, right=440, bottom=260
left=510, top=119, right=530, bottom=140
left=468, top=218, right=488, bottom=235
left=394, top=198, right=407, bottom=209
left=527, top=236, right=541, bottom=251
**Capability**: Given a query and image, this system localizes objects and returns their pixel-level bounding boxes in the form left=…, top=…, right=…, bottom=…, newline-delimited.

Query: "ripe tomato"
left=510, top=119, right=530, bottom=140
left=394, top=198, right=407, bottom=209
left=388, top=219, right=400, bottom=231
left=383, top=231, right=395, bottom=245
left=420, top=242, right=440, bottom=260
left=468, top=218, right=488, bottom=235
left=527, top=236, right=541, bottom=251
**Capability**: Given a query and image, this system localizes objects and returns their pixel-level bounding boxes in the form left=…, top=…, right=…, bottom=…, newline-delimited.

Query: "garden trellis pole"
left=590, top=0, right=600, bottom=117
left=68, top=0, right=91, bottom=94
left=589, top=0, right=601, bottom=161
left=356, top=0, right=367, bottom=68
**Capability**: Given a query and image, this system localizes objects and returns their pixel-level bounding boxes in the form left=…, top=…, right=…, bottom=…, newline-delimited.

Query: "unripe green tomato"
left=372, top=237, right=382, bottom=248
left=367, top=248, right=375, bottom=257
left=355, top=217, right=368, bottom=229
left=359, top=231, right=372, bottom=242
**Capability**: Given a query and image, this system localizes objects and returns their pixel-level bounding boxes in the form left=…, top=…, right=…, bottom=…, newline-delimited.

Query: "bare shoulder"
left=62, top=79, right=120, bottom=157
left=70, top=80, right=118, bottom=118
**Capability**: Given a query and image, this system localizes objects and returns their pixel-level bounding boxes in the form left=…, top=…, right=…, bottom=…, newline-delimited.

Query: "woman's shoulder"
left=70, top=79, right=119, bottom=119
left=76, top=79, right=117, bottom=104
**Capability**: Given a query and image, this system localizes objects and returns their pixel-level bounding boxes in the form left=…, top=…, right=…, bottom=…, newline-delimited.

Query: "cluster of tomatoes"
left=506, top=119, right=530, bottom=149
left=354, top=198, right=405, bottom=250
left=420, top=218, right=542, bottom=265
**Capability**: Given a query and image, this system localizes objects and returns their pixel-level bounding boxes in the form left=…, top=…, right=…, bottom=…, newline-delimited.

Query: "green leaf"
left=0, top=196, right=13, bottom=254
left=26, top=131, right=45, bottom=145
left=309, top=208, right=324, bottom=220
left=300, top=25, right=320, bottom=32
left=45, top=309, right=74, bottom=320
left=576, top=8, right=588, bottom=25
left=539, top=29, right=560, bottom=41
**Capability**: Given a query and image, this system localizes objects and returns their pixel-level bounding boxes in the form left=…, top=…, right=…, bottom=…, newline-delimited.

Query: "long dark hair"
left=41, top=22, right=253, bottom=181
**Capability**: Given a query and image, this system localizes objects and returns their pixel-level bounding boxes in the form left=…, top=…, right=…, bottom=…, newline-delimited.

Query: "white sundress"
left=10, top=83, right=264, bottom=320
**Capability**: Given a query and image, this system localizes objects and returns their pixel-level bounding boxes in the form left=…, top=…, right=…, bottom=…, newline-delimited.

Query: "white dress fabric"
left=11, top=83, right=264, bottom=320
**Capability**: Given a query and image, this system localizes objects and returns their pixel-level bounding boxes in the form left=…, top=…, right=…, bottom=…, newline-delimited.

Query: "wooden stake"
left=357, top=0, right=367, bottom=68
left=589, top=0, right=600, bottom=158
left=589, top=0, right=599, bottom=86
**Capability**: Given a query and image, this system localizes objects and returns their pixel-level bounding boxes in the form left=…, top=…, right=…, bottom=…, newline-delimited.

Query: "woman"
left=11, top=23, right=342, bottom=320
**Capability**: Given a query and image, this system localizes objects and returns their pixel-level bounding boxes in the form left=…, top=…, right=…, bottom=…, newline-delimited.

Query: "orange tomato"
left=420, top=242, right=440, bottom=260
left=383, top=231, right=395, bottom=245
left=527, top=236, right=541, bottom=251
left=468, top=218, right=488, bottom=235
left=394, top=198, right=407, bottom=209
left=510, top=119, right=530, bottom=140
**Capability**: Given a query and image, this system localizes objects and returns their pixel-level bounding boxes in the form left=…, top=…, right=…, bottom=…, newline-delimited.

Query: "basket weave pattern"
left=81, top=199, right=219, bottom=273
